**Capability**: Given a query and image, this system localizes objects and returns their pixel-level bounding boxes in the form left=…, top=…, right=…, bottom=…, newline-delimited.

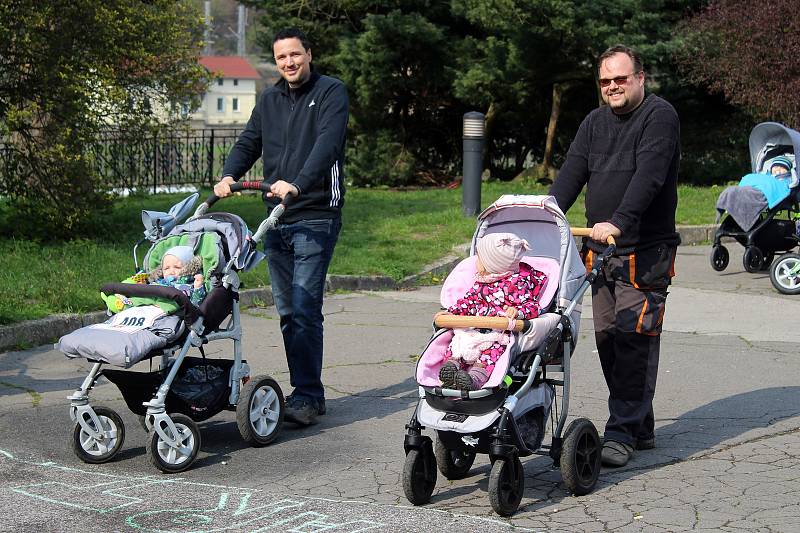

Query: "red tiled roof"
left=199, top=56, right=260, bottom=79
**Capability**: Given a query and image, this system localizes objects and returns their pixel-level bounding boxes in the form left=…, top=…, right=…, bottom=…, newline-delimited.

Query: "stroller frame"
left=402, top=196, right=614, bottom=516
left=67, top=183, right=289, bottom=473
left=712, top=122, right=800, bottom=273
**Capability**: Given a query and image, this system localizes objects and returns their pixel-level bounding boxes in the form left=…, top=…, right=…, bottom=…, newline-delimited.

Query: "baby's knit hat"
left=476, top=233, right=530, bottom=274
left=769, top=155, right=793, bottom=173
left=162, top=245, right=194, bottom=266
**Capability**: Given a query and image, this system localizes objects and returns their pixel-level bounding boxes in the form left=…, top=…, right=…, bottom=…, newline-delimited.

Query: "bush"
left=346, top=131, right=417, bottom=187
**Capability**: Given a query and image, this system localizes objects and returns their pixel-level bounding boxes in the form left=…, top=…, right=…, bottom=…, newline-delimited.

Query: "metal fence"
left=0, top=128, right=262, bottom=195
left=91, top=128, right=262, bottom=192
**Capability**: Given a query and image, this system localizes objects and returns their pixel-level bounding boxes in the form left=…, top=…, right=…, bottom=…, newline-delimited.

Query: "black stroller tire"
left=403, top=448, right=437, bottom=505
left=236, top=375, right=284, bottom=446
left=146, top=413, right=201, bottom=473
left=434, top=436, right=475, bottom=479
left=762, top=251, right=775, bottom=270
left=71, top=406, right=125, bottom=464
left=743, top=246, right=764, bottom=273
left=560, top=418, right=601, bottom=496
left=710, top=245, right=729, bottom=272
left=770, top=253, right=800, bottom=294
left=488, top=456, right=525, bottom=516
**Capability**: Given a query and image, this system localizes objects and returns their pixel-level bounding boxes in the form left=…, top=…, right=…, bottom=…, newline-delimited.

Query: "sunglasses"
left=598, top=72, right=640, bottom=88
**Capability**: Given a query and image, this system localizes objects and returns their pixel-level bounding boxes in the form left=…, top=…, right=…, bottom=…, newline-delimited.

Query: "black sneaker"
left=317, top=397, right=326, bottom=416
left=285, top=395, right=320, bottom=426
left=636, top=436, right=655, bottom=450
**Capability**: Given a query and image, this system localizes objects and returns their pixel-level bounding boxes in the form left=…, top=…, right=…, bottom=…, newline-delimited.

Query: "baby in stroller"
left=437, top=232, right=548, bottom=391
left=712, top=121, right=800, bottom=273
left=59, top=185, right=290, bottom=473
left=404, top=195, right=609, bottom=516
left=148, top=245, right=207, bottom=306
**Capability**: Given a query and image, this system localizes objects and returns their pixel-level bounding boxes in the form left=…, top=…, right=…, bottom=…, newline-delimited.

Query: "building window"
left=217, top=78, right=223, bottom=86
left=217, top=98, right=224, bottom=112
left=232, top=98, right=239, bottom=112
left=233, top=79, right=239, bottom=86
left=180, top=102, right=189, bottom=118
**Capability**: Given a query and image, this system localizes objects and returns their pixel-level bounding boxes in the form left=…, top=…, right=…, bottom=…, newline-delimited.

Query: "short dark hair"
left=597, top=45, right=643, bottom=75
left=273, top=28, right=311, bottom=52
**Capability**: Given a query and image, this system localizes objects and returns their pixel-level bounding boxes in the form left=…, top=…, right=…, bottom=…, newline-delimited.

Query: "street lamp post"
left=462, top=111, right=485, bottom=216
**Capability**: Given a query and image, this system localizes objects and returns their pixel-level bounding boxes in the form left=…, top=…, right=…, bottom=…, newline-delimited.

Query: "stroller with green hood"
left=58, top=183, right=287, bottom=473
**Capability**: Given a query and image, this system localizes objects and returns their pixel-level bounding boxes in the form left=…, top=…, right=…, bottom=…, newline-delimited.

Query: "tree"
left=678, top=0, right=800, bottom=128
left=244, top=0, right=738, bottom=186
left=0, top=0, right=210, bottom=236
left=453, top=0, right=706, bottom=180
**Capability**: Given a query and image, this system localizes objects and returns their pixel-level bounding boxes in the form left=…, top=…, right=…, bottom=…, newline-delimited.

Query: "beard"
left=605, top=91, right=628, bottom=109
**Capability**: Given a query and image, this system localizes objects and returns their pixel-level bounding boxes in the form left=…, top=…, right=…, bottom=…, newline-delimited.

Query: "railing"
left=90, top=128, right=262, bottom=192
left=0, top=128, right=262, bottom=194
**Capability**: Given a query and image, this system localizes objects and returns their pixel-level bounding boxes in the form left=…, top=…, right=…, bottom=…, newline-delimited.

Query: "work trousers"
left=586, top=243, right=676, bottom=446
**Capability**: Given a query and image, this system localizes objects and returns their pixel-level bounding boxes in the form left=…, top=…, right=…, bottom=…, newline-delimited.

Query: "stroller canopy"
left=473, top=195, right=585, bottom=333
left=749, top=122, right=800, bottom=173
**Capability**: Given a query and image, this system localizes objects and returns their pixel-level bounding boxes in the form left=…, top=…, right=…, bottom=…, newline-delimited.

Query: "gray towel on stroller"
left=716, top=185, right=768, bottom=231
left=57, top=314, right=183, bottom=367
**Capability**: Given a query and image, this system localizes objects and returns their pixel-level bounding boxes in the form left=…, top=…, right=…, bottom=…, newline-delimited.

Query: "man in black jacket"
left=549, top=45, right=680, bottom=467
left=213, top=28, right=349, bottom=426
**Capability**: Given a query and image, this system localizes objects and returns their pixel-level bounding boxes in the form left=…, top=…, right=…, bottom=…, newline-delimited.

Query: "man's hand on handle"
left=213, top=176, right=236, bottom=198
left=267, top=180, right=299, bottom=200
left=590, top=222, right=621, bottom=244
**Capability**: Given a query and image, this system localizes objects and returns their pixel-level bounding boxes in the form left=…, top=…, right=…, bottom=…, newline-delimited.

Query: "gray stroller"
left=403, top=195, right=614, bottom=516
left=59, top=183, right=287, bottom=473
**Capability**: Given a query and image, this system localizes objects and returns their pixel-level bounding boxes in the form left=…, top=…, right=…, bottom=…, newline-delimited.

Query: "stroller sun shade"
left=142, top=192, right=199, bottom=241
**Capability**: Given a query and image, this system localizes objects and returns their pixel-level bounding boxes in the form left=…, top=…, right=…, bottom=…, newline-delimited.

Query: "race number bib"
left=92, top=305, right=166, bottom=333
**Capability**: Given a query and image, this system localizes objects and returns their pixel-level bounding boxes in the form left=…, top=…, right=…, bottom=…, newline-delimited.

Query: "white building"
left=194, top=56, right=260, bottom=126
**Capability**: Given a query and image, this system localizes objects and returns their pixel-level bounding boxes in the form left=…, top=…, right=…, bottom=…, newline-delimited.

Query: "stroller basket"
left=102, top=357, right=237, bottom=422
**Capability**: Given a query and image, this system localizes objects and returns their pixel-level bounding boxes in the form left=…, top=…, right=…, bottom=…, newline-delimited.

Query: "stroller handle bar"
left=571, top=227, right=616, bottom=246
left=434, top=313, right=529, bottom=332
left=192, top=181, right=295, bottom=243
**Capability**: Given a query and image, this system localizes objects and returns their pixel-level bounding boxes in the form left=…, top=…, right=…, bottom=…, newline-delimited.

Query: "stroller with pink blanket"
left=403, top=195, right=614, bottom=516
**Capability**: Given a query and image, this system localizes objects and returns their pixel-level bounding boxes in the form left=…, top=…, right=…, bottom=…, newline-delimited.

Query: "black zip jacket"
left=222, top=71, right=349, bottom=223
left=550, top=94, right=681, bottom=254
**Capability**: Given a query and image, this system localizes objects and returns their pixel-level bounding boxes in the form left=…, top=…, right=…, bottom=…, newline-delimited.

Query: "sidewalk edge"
left=0, top=225, right=717, bottom=352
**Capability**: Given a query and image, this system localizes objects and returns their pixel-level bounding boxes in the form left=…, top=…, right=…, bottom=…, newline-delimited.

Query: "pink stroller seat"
left=416, top=255, right=562, bottom=390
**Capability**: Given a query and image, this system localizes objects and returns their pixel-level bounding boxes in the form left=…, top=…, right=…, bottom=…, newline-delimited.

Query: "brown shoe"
left=601, top=440, right=634, bottom=467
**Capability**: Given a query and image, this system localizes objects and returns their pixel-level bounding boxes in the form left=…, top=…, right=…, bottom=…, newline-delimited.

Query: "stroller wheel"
left=743, top=246, right=764, bottom=273
left=762, top=251, right=775, bottom=270
left=770, top=253, right=800, bottom=294
left=560, top=418, right=601, bottom=496
left=403, top=447, right=437, bottom=505
left=434, top=436, right=475, bottom=479
left=71, top=406, right=125, bottom=464
left=488, top=455, right=525, bottom=516
left=237, top=375, right=284, bottom=446
left=710, top=245, right=729, bottom=272
left=146, top=413, right=200, bottom=473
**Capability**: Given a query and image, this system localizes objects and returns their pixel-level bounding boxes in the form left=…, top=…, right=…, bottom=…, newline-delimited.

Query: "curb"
left=0, top=225, right=717, bottom=353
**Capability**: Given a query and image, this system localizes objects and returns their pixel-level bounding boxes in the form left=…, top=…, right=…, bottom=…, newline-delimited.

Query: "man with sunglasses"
left=549, top=45, right=680, bottom=467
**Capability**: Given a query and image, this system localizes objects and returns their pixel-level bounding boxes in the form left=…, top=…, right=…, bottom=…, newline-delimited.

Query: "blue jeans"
left=265, top=217, right=341, bottom=402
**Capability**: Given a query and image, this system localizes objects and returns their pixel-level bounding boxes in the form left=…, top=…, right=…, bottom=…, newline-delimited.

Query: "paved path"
left=1, top=245, right=799, bottom=532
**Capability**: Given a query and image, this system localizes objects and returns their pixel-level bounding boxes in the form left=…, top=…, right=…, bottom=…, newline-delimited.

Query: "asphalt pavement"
left=1, top=244, right=799, bottom=532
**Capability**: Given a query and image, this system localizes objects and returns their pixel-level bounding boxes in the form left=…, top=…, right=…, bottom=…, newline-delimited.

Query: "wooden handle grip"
left=571, top=227, right=616, bottom=246
left=434, top=314, right=525, bottom=332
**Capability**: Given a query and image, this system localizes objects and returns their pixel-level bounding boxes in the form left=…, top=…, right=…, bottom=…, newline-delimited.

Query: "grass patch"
left=0, top=181, right=722, bottom=324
